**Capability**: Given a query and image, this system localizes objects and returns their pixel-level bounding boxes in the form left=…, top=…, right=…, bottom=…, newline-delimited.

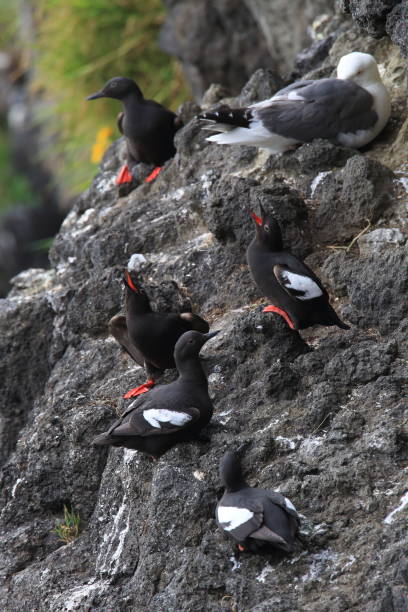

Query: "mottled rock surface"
left=1, top=8, right=408, bottom=612
left=160, top=0, right=335, bottom=97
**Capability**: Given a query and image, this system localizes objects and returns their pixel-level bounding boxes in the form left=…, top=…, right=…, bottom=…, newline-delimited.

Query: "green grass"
left=53, top=505, right=81, bottom=544
left=0, top=0, right=19, bottom=47
left=30, top=0, right=190, bottom=194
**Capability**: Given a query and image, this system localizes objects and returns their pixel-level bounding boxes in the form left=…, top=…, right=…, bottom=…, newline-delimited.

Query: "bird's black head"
left=123, top=270, right=151, bottom=312
left=174, top=329, right=219, bottom=363
left=220, top=451, right=247, bottom=492
left=86, top=77, right=143, bottom=101
left=250, top=205, right=283, bottom=251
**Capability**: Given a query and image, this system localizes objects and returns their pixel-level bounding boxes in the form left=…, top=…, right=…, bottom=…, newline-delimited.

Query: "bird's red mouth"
left=250, top=211, right=263, bottom=226
left=124, top=270, right=138, bottom=292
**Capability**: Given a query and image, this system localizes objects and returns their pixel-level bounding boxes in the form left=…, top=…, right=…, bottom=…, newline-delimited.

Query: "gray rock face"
left=160, top=0, right=335, bottom=97
left=312, top=156, right=395, bottom=245
left=358, top=227, right=406, bottom=255
left=342, top=0, right=402, bottom=38
left=159, top=0, right=274, bottom=98
left=386, top=1, right=408, bottom=57
left=0, top=11, right=408, bottom=612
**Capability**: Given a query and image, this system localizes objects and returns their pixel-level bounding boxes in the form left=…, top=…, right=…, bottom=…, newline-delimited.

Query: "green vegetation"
left=31, top=0, right=190, bottom=194
left=0, top=1, right=19, bottom=47
left=53, top=505, right=81, bottom=544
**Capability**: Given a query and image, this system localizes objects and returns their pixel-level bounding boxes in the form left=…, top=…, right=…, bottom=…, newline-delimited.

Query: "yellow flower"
left=91, top=126, right=113, bottom=163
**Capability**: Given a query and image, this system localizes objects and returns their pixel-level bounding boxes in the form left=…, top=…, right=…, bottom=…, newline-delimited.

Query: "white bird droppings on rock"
left=383, top=491, right=408, bottom=524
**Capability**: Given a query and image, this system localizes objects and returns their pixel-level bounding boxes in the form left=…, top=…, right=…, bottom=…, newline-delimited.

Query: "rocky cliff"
left=1, top=5, right=408, bottom=612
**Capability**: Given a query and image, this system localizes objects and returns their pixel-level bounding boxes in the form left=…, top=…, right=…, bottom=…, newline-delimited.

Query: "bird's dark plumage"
left=86, top=76, right=182, bottom=173
left=93, top=330, right=218, bottom=456
left=216, top=451, right=300, bottom=552
left=109, top=271, right=209, bottom=398
left=246, top=208, right=350, bottom=330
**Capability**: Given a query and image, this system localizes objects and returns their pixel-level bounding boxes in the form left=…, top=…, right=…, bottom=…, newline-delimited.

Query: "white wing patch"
left=287, top=90, right=306, bottom=101
left=143, top=409, right=192, bottom=428
left=280, top=270, right=323, bottom=300
left=217, top=506, right=254, bottom=531
left=284, top=497, right=297, bottom=513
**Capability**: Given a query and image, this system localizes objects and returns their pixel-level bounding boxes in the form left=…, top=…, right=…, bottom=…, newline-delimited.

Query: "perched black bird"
left=93, top=330, right=218, bottom=456
left=109, top=271, right=209, bottom=398
left=216, top=451, right=300, bottom=553
left=86, top=76, right=182, bottom=188
left=246, top=207, right=350, bottom=330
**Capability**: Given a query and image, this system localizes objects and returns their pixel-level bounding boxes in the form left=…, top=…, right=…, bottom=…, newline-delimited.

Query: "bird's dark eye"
left=264, top=224, right=270, bottom=232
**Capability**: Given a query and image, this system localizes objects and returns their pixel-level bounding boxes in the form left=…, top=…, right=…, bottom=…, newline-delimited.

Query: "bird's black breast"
left=127, top=313, right=191, bottom=370
left=123, top=103, right=178, bottom=166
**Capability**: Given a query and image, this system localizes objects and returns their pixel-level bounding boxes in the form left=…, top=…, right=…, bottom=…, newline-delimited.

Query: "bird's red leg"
left=116, top=164, right=133, bottom=185
left=123, top=379, right=155, bottom=399
left=263, top=305, right=296, bottom=330
left=145, top=166, right=162, bottom=183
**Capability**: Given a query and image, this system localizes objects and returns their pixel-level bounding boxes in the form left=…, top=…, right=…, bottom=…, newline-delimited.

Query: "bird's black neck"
left=176, top=356, right=208, bottom=386
left=221, top=454, right=248, bottom=492
left=122, top=90, right=144, bottom=109
left=225, top=474, right=248, bottom=493
left=125, top=292, right=152, bottom=316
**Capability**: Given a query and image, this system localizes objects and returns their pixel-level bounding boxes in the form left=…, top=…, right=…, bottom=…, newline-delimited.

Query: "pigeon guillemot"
left=246, top=207, right=350, bottom=330
left=199, top=52, right=390, bottom=152
left=109, top=270, right=209, bottom=398
left=93, top=330, right=218, bottom=456
left=216, top=451, right=300, bottom=553
left=86, top=77, right=182, bottom=190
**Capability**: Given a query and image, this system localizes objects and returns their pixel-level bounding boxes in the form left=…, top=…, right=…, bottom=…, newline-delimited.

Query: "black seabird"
left=86, top=76, right=182, bottom=189
left=246, top=207, right=350, bottom=330
left=109, top=270, right=209, bottom=398
left=216, top=451, right=300, bottom=553
left=199, top=52, right=390, bottom=152
left=93, top=330, right=218, bottom=457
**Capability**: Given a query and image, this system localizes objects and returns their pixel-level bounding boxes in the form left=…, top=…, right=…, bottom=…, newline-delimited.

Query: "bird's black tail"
left=324, top=306, right=350, bottom=330
left=93, top=432, right=117, bottom=446
left=199, top=105, right=251, bottom=128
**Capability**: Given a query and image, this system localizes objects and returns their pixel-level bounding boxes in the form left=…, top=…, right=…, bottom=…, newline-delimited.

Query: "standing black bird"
left=86, top=76, right=182, bottom=188
left=246, top=207, right=350, bottom=330
left=216, top=451, right=300, bottom=553
left=93, top=330, right=218, bottom=456
left=109, top=270, right=209, bottom=398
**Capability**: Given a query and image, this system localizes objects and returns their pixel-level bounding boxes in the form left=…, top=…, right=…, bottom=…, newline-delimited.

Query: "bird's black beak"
left=86, top=91, right=105, bottom=101
left=202, top=330, right=220, bottom=343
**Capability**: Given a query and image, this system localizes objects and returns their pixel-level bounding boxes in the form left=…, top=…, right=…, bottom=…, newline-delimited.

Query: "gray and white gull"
left=199, top=52, right=390, bottom=152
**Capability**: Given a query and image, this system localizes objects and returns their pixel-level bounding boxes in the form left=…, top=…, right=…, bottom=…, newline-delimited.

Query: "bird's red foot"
left=145, top=166, right=162, bottom=183
left=116, top=164, right=133, bottom=185
left=263, top=305, right=296, bottom=330
left=238, top=544, right=245, bottom=552
left=123, top=379, right=155, bottom=399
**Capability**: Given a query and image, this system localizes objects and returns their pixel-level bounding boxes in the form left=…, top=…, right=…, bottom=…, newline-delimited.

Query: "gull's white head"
left=337, top=52, right=381, bottom=86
